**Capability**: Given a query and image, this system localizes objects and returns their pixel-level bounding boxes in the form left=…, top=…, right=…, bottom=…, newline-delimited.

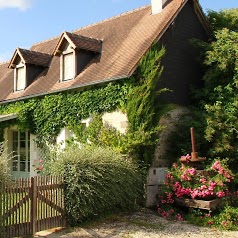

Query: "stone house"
left=0, top=0, right=209, bottom=179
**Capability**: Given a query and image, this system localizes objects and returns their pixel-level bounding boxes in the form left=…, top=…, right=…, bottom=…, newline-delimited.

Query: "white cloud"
left=0, top=0, right=34, bottom=11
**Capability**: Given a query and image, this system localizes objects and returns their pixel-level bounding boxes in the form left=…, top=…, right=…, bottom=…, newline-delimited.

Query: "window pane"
left=20, top=162, right=26, bottom=172
left=63, top=53, right=74, bottom=80
left=16, top=67, right=25, bottom=91
left=11, top=130, right=30, bottom=176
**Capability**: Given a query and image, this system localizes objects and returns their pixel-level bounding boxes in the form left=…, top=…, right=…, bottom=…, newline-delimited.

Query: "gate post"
left=30, top=177, right=37, bottom=234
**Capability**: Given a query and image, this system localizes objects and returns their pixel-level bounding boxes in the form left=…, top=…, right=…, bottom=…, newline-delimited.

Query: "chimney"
left=151, top=0, right=168, bottom=14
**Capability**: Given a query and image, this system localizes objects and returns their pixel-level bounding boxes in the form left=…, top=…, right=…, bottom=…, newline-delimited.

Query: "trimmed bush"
left=43, top=144, right=144, bottom=226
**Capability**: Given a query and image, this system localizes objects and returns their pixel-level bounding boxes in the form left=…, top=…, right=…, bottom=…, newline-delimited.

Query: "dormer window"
left=8, top=48, right=52, bottom=92
left=15, top=63, right=26, bottom=91
left=54, top=31, right=102, bottom=82
left=60, top=42, right=75, bottom=81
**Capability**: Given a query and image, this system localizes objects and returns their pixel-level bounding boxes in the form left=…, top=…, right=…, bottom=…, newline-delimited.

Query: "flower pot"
left=175, top=197, right=222, bottom=211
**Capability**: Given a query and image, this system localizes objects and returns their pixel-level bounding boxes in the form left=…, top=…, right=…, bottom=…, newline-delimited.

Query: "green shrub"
left=43, top=144, right=144, bottom=226
left=0, top=143, right=11, bottom=237
left=0, top=142, right=11, bottom=187
left=215, top=205, right=238, bottom=230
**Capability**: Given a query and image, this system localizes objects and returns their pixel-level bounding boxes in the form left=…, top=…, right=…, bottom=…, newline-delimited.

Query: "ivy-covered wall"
left=0, top=44, right=166, bottom=166
left=0, top=81, right=131, bottom=141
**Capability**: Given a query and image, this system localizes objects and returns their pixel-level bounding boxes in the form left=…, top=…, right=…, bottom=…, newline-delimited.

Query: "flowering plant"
left=163, top=159, right=233, bottom=201
left=33, top=159, right=44, bottom=174
left=157, top=158, right=234, bottom=220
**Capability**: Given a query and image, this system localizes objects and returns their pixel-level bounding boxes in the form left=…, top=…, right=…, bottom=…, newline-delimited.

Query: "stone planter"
left=175, top=197, right=222, bottom=211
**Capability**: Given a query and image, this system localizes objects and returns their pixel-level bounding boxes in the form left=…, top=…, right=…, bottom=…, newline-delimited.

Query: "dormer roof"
left=8, top=48, right=52, bottom=69
left=53, top=31, right=102, bottom=56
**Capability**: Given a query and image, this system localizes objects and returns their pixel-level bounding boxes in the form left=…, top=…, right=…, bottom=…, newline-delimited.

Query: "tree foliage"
left=198, top=9, right=238, bottom=163
left=207, top=8, right=238, bottom=32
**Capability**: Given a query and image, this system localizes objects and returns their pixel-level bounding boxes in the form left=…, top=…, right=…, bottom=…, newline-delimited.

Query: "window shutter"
left=63, top=52, right=74, bottom=80
left=16, top=66, right=25, bottom=91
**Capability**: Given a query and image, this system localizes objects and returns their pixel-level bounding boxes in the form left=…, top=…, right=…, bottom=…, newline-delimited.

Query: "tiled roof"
left=8, top=48, right=52, bottom=68
left=53, top=31, right=102, bottom=56
left=19, top=48, right=52, bottom=67
left=65, top=32, right=102, bottom=53
left=0, top=0, right=207, bottom=104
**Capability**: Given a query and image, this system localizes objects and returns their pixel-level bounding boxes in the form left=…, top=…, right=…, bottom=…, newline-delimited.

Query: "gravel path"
left=35, top=209, right=238, bottom=238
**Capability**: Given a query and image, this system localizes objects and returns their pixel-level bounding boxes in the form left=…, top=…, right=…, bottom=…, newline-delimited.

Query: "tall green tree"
left=199, top=9, right=238, bottom=162
left=207, top=8, right=238, bottom=32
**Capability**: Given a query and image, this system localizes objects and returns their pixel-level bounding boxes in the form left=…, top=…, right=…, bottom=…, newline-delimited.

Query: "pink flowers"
left=162, top=159, right=234, bottom=201
left=181, top=168, right=196, bottom=181
left=174, top=182, right=191, bottom=198
left=211, top=160, right=233, bottom=182
left=180, top=154, right=191, bottom=163
left=207, top=220, right=214, bottom=225
left=200, top=177, right=207, bottom=184
left=216, top=191, right=226, bottom=197
left=176, top=213, right=183, bottom=221
left=157, top=158, right=237, bottom=223
left=157, top=207, right=175, bottom=218
left=34, top=159, right=44, bottom=173
left=157, top=205, right=183, bottom=221
left=38, top=165, right=43, bottom=171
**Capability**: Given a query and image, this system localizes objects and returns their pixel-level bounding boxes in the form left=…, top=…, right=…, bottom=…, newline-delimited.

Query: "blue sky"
left=0, top=0, right=237, bottom=62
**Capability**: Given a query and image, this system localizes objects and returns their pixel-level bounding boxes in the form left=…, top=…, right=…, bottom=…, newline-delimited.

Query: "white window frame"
left=14, top=63, right=26, bottom=92
left=11, top=129, right=30, bottom=179
left=60, top=46, right=76, bottom=82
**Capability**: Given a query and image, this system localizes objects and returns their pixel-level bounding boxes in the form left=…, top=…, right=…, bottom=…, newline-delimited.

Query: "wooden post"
left=190, top=127, right=198, bottom=159
left=30, top=177, right=37, bottom=235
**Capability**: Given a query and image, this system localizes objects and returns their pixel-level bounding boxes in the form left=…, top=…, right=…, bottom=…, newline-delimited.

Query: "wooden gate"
left=0, top=176, right=66, bottom=238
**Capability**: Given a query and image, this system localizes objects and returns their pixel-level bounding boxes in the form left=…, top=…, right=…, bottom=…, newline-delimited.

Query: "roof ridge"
left=31, top=4, right=150, bottom=47
left=72, top=5, right=150, bottom=33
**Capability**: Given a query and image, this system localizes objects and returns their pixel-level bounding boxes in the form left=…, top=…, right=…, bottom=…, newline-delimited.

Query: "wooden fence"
left=0, top=176, right=66, bottom=238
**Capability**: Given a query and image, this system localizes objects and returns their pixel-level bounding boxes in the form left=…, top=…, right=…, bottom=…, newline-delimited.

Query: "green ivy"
left=0, top=80, right=131, bottom=142
left=0, top=43, right=166, bottom=166
left=125, top=44, right=166, bottom=165
left=68, top=44, right=166, bottom=166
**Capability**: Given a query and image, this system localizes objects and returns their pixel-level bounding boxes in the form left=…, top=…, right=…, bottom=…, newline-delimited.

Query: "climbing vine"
left=0, top=81, right=131, bottom=142
left=0, top=43, right=166, bottom=166
left=69, top=44, right=166, bottom=166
